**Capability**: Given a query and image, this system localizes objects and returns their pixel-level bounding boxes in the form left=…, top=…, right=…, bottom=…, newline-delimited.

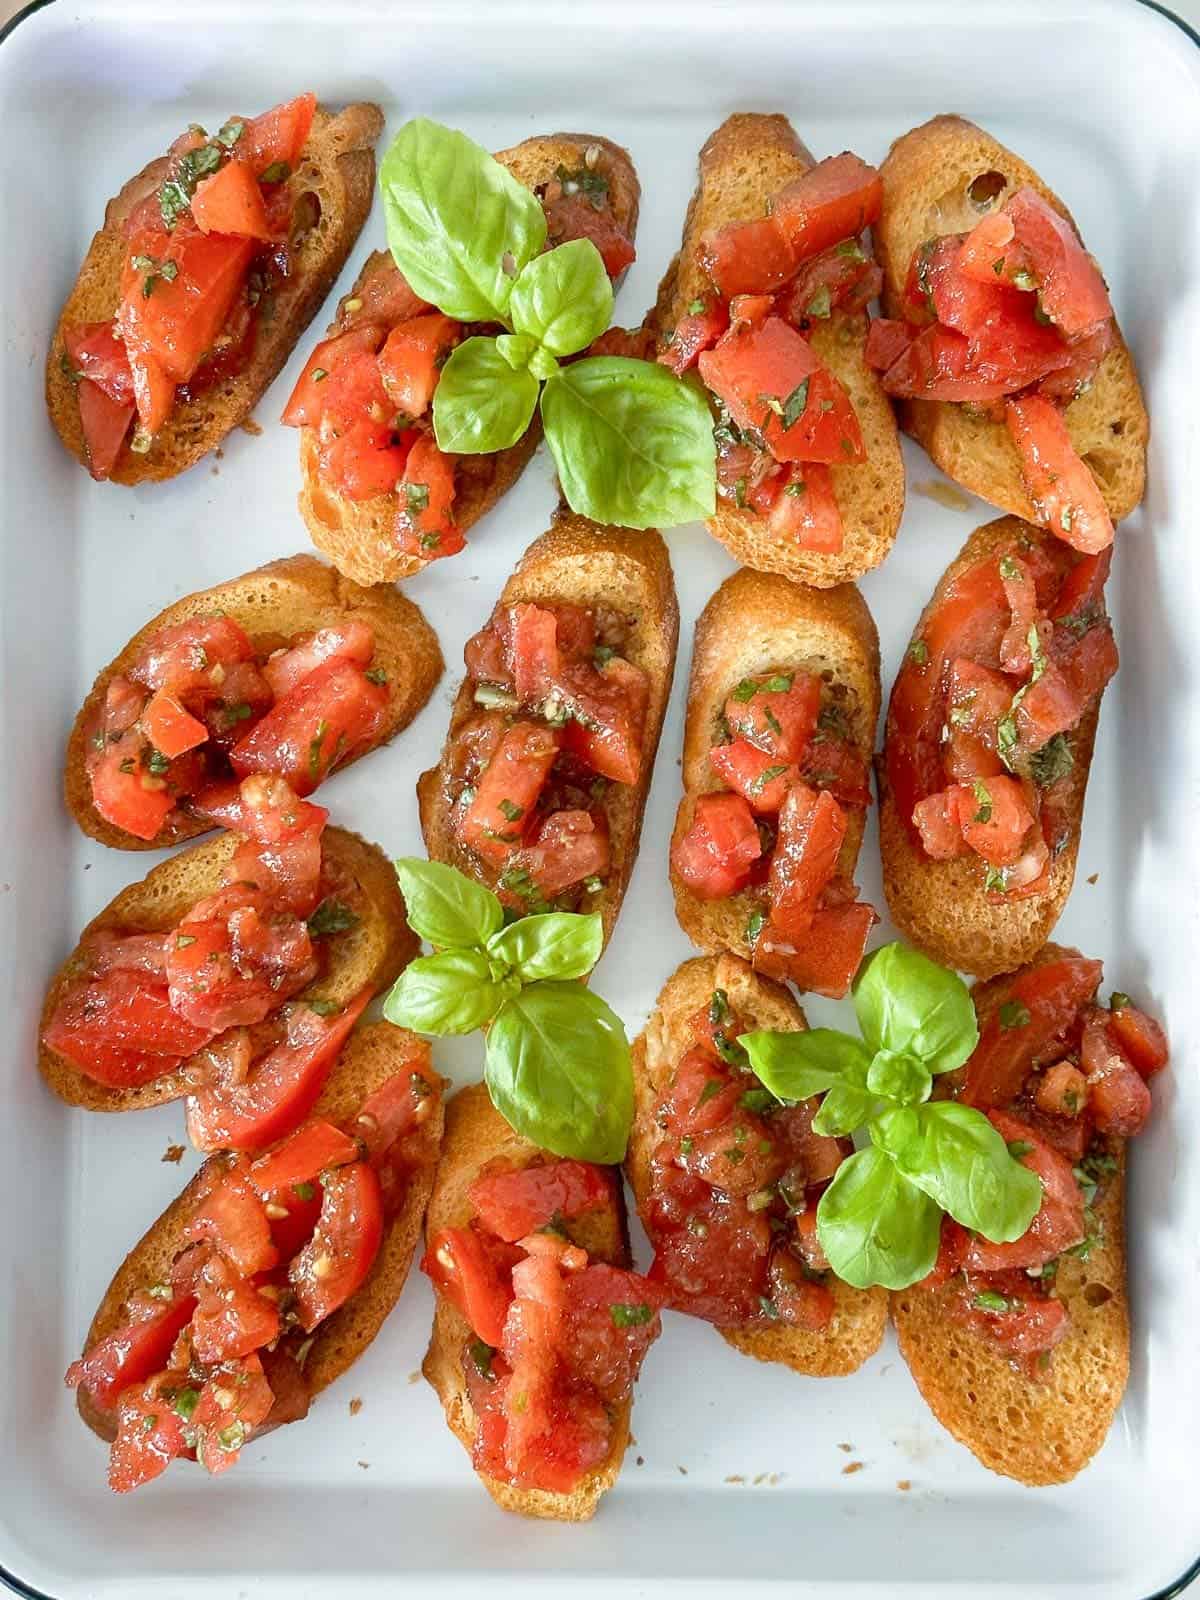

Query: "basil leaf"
left=508, top=238, right=614, bottom=357
left=811, top=1080, right=877, bottom=1138
left=870, top=1102, right=1043, bottom=1243
left=384, top=949, right=516, bottom=1035
left=485, top=981, right=633, bottom=1163
left=865, top=1049, right=932, bottom=1106
left=853, top=942, right=978, bottom=1076
left=816, top=1147, right=941, bottom=1290
left=487, top=912, right=603, bottom=983
left=393, top=858, right=503, bottom=948
left=495, top=332, right=538, bottom=371
left=742, top=1028, right=870, bottom=1103
left=379, top=118, right=546, bottom=322
left=540, top=357, right=716, bottom=530
left=433, top=336, right=540, bottom=455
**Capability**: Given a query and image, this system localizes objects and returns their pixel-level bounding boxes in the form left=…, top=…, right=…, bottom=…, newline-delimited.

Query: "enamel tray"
left=1, top=1, right=1198, bottom=1594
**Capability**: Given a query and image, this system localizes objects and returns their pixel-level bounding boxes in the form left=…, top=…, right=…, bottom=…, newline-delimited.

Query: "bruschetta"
left=627, top=954, right=888, bottom=1374
left=649, top=113, right=904, bottom=587
left=870, top=115, right=1148, bottom=551
left=669, top=567, right=879, bottom=999
left=417, top=510, right=678, bottom=948
left=67, top=1020, right=444, bottom=1492
left=421, top=1082, right=662, bottom=1520
left=879, top=515, right=1116, bottom=978
left=40, top=778, right=415, bottom=1132
left=892, top=944, right=1168, bottom=1484
left=287, top=135, right=641, bottom=585
left=66, top=553, right=442, bottom=851
left=47, top=95, right=383, bottom=484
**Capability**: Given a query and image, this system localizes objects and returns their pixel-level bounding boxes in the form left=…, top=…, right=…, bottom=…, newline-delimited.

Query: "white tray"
left=2, top=0, right=1199, bottom=1594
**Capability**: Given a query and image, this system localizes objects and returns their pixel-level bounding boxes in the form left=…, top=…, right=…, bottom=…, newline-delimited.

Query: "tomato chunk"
left=240, top=93, right=317, bottom=176
left=724, top=673, right=821, bottom=762
left=190, top=159, right=273, bottom=240
left=658, top=299, right=729, bottom=374
left=396, top=434, right=460, bottom=559
left=770, top=153, right=882, bottom=261
left=469, top=1161, right=614, bottom=1242
left=88, top=738, right=176, bottom=840
left=65, top=321, right=135, bottom=405
left=502, top=809, right=611, bottom=903
left=950, top=775, right=1036, bottom=867
left=458, top=722, right=561, bottom=861
left=192, top=1353, right=275, bottom=1476
left=964, top=1111, right=1085, bottom=1272
left=763, top=785, right=845, bottom=942
left=671, top=791, right=763, bottom=900
left=700, top=215, right=796, bottom=299
left=710, top=739, right=798, bottom=814
left=1005, top=395, right=1113, bottom=554
left=76, top=378, right=135, bottom=480
left=230, top=657, right=387, bottom=796
left=962, top=188, right=1112, bottom=339
left=378, top=313, right=460, bottom=418
left=185, top=1164, right=278, bottom=1276
left=43, top=967, right=213, bottom=1085
left=281, top=324, right=387, bottom=427
left=140, top=690, right=208, bottom=758
left=766, top=462, right=844, bottom=553
left=120, top=222, right=255, bottom=385
left=1109, top=1003, right=1169, bottom=1078
left=108, top=1380, right=190, bottom=1493
left=754, top=900, right=876, bottom=999
left=262, top=620, right=375, bottom=700
left=192, top=1252, right=281, bottom=1363
left=423, top=1226, right=516, bottom=1347
left=1081, top=1009, right=1152, bottom=1137
left=559, top=655, right=649, bottom=786
left=963, top=954, right=1103, bottom=1107
left=289, top=1161, right=384, bottom=1330
left=66, top=1295, right=196, bottom=1415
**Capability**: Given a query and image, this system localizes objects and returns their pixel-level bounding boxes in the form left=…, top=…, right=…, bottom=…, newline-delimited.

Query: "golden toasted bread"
left=627, top=953, right=888, bottom=1375
left=47, top=102, right=384, bottom=485
left=75, top=1021, right=444, bottom=1445
left=65, top=553, right=443, bottom=851
left=299, top=133, right=642, bottom=585
left=418, top=509, right=678, bottom=950
left=422, top=1083, right=635, bottom=1521
left=878, top=516, right=1103, bottom=978
left=39, top=827, right=415, bottom=1113
left=875, top=115, right=1148, bottom=522
left=650, top=113, right=904, bottom=587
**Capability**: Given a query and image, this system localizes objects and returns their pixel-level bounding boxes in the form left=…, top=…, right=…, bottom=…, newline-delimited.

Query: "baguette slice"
left=650, top=113, right=904, bottom=588
left=627, top=953, right=888, bottom=1374
left=418, top=509, right=678, bottom=951
left=66, top=553, right=443, bottom=851
left=670, top=567, right=879, bottom=966
left=75, top=1020, right=444, bottom=1445
left=891, top=946, right=1129, bottom=1484
left=422, top=1082, right=635, bottom=1521
left=875, top=115, right=1148, bottom=523
left=47, top=102, right=385, bottom=485
left=299, top=133, right=642, bottom=586
left=878, top=516, right=1101, bottom=978
left=40, top=826, right=415, bottom=1113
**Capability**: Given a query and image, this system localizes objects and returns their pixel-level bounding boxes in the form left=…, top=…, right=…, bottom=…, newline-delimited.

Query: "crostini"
left=48, top=95, right=384, bottom=484
left=68, top=1021, right=444, bottom=1492
left=40, top=777, right=414, bottom=1132
left=421, top=1082, right=662, bottom=1520
left=650, top=113, right=904, bottom=587
left=417, top=510, right=678, bottom=947
left=892, top=945, right=1168, bottom=1484
left=669, top=567, right=879, bottom=999
left=286, top=135, right=641, bottom=585
left=879, top=515, right=1115, bottom=978
left=66, top=553, right=442, bottom=850
left=871, top=115, right=1148, bottom=551
left=627, top=954, right=888, bottom=1374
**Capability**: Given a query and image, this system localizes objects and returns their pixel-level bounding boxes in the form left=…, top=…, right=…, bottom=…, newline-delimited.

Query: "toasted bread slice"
left=422, top=1082, right=634, bottom=1521
left=669, top=567, right=879, bottom=966
left=418, top=510, right=678, bottom=950
left=65, top=553, right=443, bottom=851
left=47, top=102, right=384, bottom=485
left=299, top=133, right=642, bottom=586
left=891, top=945, right=1129, bottom=1484
left=626, top=953, right=888, bottom=1375
left=650, top=113, right=904, bottom=588
left=40, top=826, right=415, bottom=1113
left=878, top=516, right=1102, bottom=978
left=875, top=115, right=1148, bottom=523
left=75, top=1020, right=444, bottom=1445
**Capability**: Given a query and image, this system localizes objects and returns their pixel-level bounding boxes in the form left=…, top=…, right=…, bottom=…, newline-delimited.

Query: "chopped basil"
left=698, top=1078, right=725, bottom=1107
left=592, top=644, right=615, bottom=668
left=172, top=1387, right=201, bottom=1421
left=782, top=377, right=810, bottom=430
left=307, top=899, right=360, bottom=938
left=216, top=118, right=245, bottom=149
left=835, top=239, right=867, bottom=262
left=307, top=998, right=340, bottom=1017
left=739, top=1087, right=775, bottom=1114
left=784, top=480, right=806, bottom=497
left=175, top=933, right=197, bottom=950
left=1006, top=1140, right=1034, bottom=1159
left=1109, top=992, right=1131, bottom=1012
left=147, top=747, right=171, bottom=776
left=687, top=298, right=706, bottom=316
left=582, top=875, right=603, bottom=894
left=260, top=160, right=291, bottom=184
left=498, top=798, right=525, bottom=823
left=405, top=482, right=431, bottom=514
left=751, top=763, right=788, bottom=796
left=996, top=713, right=1018, bottom=766
left=308, top=719, right=329, bottom=780
left=731, top=678, right=760, bottom=703
left=973, top=1290, right=1014, bottom=1313
left=709, top=989, right=729, bottom=1025
left=223, top=701, right=253, bottom=725
left=311, top=368, right=328, bottom=383
left=984, top=865, right=1009, bottom=894
left=908, top=639, right=929, bottom=666
left=745, top=908, right=765, bottom=945
left=1030, top=732, right=1073, bottom=788
left=610, top=1303, right=653, bottom=1328
left=763, top=674, right=794, bottom=694
left=468, top=1338, right=497, bottom=1379
left=217, top=1419, right=247, bottom=1452
left=805, top=284, right=832, bottom=319
left=757, top=1296, right=780, bottom=1320
left=293, top=1181, right=316, bottom=1202
left=971, top=779, right=993, bottom=825
left=554, top=163, right=609, bottom=210
left=998, top=554, right=1019, bottom=580
left=365, top=666, right=389, bottom=685
left=159, top=141, right=223, bottom=229
left=999, top=1000, right=1031, bottom=1031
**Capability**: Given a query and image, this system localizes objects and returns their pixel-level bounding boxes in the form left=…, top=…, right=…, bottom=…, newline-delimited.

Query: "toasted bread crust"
left=422, top=1083, right=633, bottom=1520
left=418, top=510, right=678, bottom=951
left=47, top=103, right=385, bottom=485
left=39, top=826, right=416, bottom=1113
left=627, top=954, right=887, bottom=1374
left=299, top=133, right=642, bottom=585
left=669, top=567, right=879, bottom=965
left=651, top=113, right=904, bottom=588
left=875, top=115, right=1148, bottom=524
left=64, top=553, right=443, bottom=851
left=878, top=515, right=1102, bottom=978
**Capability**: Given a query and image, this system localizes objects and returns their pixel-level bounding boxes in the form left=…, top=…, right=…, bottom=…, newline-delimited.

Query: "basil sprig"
left=741, top=942, right=1042, bottom=1290
left=383, top=859, right=633, bottom=1163
left=379, top=119, right=715, bottom=531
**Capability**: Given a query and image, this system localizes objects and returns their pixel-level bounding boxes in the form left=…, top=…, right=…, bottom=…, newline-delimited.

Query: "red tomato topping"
left=762, top=784, right=845, bottom=943
left=230, top=656, right=388, bottom=796
left=558, top=1265, right=666, bottom=1400
left=65, top=1294, right=196, bottom=1416
left=1080, top=1009, right=1152, bottom=1137
left=912, top=789, right=972, bottom=860
left=961, top=188, right=1112, bottom=339
left=262, top=620, right=375, bottom=700
left=671, top=791, right=763, bottom=900
left=469, top=1160, right=615, bottom=1243
left=724, top=673, right=821, bottom=762
left=962, top=954, right=1103, bottom=1108
left=248, top=1119, right=360, bottom=1195
left=700, top=215, right=797, bottom=299
left=710, top=739, right=799, bottom=815
left=189, top=159, right=273, bottom=240
left=288, top=1161, right=384, bottom=1331
left=140, top=690, right=208, bottom=759
left=65, top=321, right=135, bottom=405
left=950, top=1274, right=1069, bottom=1357
left=766, top=462, right=845, bottom=553
left=658, top=299, right=730, bottom=374
left=780, top=241, right=882, bottom=325
left=1109, top=1004, right=1169, bottom=1078
left=42, top=967, right=213, bottom=1087
left=559, top=655, right=649, bottom=786
left=378, top=313, right=461, bottom=418
left=647, top=1181, right=773, bottom=1325
left=108, top=1380, right=191, bottom=1493
left=396, top=434, right=460, bottom=558
left=120, top=221, right=255, bottom=386
left=239, top=94, right=317, bottom=176
left=864, top=316, right=917, bottom=374
left=950, top=775, right=1036, bottom=867
left=1005, top=395, right=1114, bottom=553
left=192, top=1251, right=281, bottom=1364
left=88, top=740, right=177, bottom=840
left=280, top=324, right=387, bottom=428
left=458, top=722, right=561, bottom=861
left=770, top=152, right=882, bottom=260
left=753, top=900, right=877, bottom=999
left=75, top=378, right=136, bottom=481
left=509, top=603, right=561, bottom=701
left=964, top=1111, right=1085, bottom=1272
left=185, top=1163, right=278, bottom=1277
left=423, top=1226, right=517, bottom=1348
left=541, top=190, right=636, bottom=279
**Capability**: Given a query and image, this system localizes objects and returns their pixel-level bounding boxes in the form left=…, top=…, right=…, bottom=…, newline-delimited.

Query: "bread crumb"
left=636, top=1456, right=644, bottom=1467
left=357, top=1460, right=369, bottom=1470
left=161, top=1144, right=185, bottom=1164
left=837, top=1442, right=854, bottom=1453
left=1087, top=873, right=1099, bottom=885
left=897, top=1479, right=912, bottom=1492
left=349, top=1397, right=362, bottom=1416
left=214, top=448, right=224, bottom=460
left=914, top=479, right=972, bottom=512
left=724, top=1474, right=746, bottom=1484
left=753, top=1472, right=769, bottom=1485
left=210, top=465, right=220, bottom=476
left=842, top=1461, right=865, bottom=1476
left=677, top=1465, right=688, bottom=1476
left=240, top=418, right=263, bottom=437
left=407, top=1371, right=421, bottom=1385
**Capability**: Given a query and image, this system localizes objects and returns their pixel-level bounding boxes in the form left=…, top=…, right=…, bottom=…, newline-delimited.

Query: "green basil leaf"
left=485, top=981, right=633, bottom=1163
left=742, top=1028, right=870, bottom=1103
left=853, top=942, right=978, bottom=1075
left=540, top=357, right=716, bottom=530
left=379, top=118, right=546, bottom=322
left=865, top=1049, right=932, bottom=1106
left=508, top=238, right=614, bottom=357
left=816, top=1147, right=941, bottom=1290
left=486, top=912, right=602, bottom=983
left=433, top=337, right=539, bottom=454
left=811, top=1080, right=877, bottom=1138
left=383, top=949, right=516, bottom=1035
left=495, top=332, right=538, bottom=371
left=870, top=1102, right=1043, bottom=1243
left=393, top=858, right=503, bottom=948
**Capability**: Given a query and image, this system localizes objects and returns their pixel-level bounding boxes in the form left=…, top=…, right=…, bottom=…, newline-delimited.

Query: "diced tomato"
left=88, top=737, right=176, bottom=840
left=191, top=1353, right=275, bottom=1477
left=65, top=321, right=135, bottom=405
left=131, top=614, right=256, bottom=695
left=864, top=316, right=917, bottom=373
left=1005, top=395, right=1113, bottom=553
left=65, top=1295, right=195, bottom=1415
left=913, top=789, right=972, bottom=860
left=671, top=791, right=763, bottom=899
left=1015, top=623, right=1118, bottom=753
left=781, top=242, right=882, bottom=325
left=951, top=1274, right=1069, bottom=1356
left=43, top=967, right=213, bottom=1085
left=1109, top=1003, right=1169, bottom=1078
left=771, top=152, right=882, bottom=260
left=964, top=1111, right=1085, bottom=1272
left=963, top=953, right=1103, bottom=1108
left=459, top=722, right=561, bottom=861
left=1037, top=319, right=1114, bottom=403
left=396, top=434, right=461, bottom=559
left=281, top=324, right=388, bottom=427
left=800, top=734, right=872, bottom=809
left=185, top=1164, right=278, bottom=1276
left=191, top=1252, right=281, bottom=1364
left=1081, top=1009, right=1152, bottom=1137
left=767, top=1246, right=835, bottom=1330
left=766, top=462, right=844, bottom=553
left=559, top=1264, right=665, bottom=1401
left=108, top=1380, right=190, bottom=1493
left=120, top=222, right=255, bottom=385
left=509, top=603, right=561, bottom=701
left=917, top=1217, right=969, bottom=1290
left=140, top=690, right=208, bottom=759
left=762, top=784, right=845, bottom=942
left=190, top=158, right=273, bottom=240
left=230, top=656, right=387, bottom=796
left=320, top=416, right=415, bottom=502
left=710, top=738, right=798, bottom=814
left=1035, top=1059, right=1088, bottom=1120
left=75, top=377, right=135, bottom=480
left=378, top=313, right=460, bottom=418
left=239, top=93, right=317, bottom=177
left=262, top=621, right=375, bottom=700
left=559, top=655, right=649, bottom=786
left=754, top=900, right=876, bottom=999
left=166, top=885, right=315, bottom=1032
left=541, top=191, right=636, bottom=279
left=194, top=774, right=326, bottom=845
left=960, top=188, right=1112, bottom=339
left=700, top=215, right=796, bottom=299
left=728, top=293, right=776, bottom=329
left=126, top=344, right=176, bottom=434
left=289, top=1161, right=383, bottom=1330
left=501, top=809, right=610, bottom=903
left=469, top=1160, right=613, bottom=1243
left=659, top=299, right=729, bottom=374
left=725, top=673, right=821, bottom=762
left=648, top=1182, right=772, bottom=1325
left=248, top=1120, right=360, bottom=1196
left=950, top=775, right=1036, bottom=867
left=423, top=1226, right=515, bottom=1347
left=878, top=322, right=1008, bottom=403
left=1051, top=548, right=1112, bottom=628
left=350, top=1048, right=439, bottom=1165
